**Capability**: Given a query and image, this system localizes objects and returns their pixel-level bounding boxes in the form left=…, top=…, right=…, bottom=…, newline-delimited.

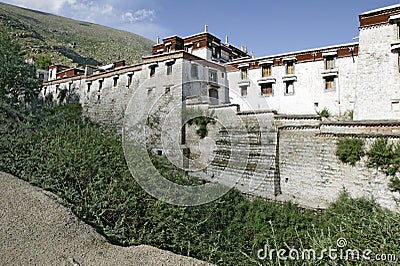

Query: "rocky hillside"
left=0, top=2, right=154, bottom=67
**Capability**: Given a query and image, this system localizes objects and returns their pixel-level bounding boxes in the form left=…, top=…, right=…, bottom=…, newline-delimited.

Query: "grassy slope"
left=0, top=2, right=154, bottom=67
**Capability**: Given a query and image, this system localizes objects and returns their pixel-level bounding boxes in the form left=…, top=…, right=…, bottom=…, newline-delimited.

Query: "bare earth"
left=0, top=172, right=212, bottom=266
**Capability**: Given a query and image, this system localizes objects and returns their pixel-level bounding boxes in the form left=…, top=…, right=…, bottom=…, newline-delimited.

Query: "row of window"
left=149, top=64, right=173, bottom=78
left=190, top=64, right=224, bottom=81
left=147, top=85, right=173, bottom=95
left=240, top=77, right=335, bottom=97
left=85, top=73, right=135, bottom=92
left=240, top=56, right=336, bottom=80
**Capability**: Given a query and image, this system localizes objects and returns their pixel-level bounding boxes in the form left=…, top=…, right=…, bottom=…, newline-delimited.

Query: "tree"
left=0, top=30, right=40, bottom=109
left=35, top=55, right=52, bottom=70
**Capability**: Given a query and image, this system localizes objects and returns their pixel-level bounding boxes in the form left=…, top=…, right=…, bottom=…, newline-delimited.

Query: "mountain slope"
left=0, top=2, right=154, bottom=67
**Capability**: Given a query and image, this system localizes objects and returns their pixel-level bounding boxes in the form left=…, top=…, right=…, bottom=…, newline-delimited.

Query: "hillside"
left=0, top=2, right=154, bottom=67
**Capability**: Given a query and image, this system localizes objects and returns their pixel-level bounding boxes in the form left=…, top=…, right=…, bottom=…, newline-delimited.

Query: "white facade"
left=227, top=45, right=358, bottom=116
left=354, top=21, right=400, bottom=120
left=41, top=4, right=400, bottom=122
left=227, top=4, right=400, bottom=121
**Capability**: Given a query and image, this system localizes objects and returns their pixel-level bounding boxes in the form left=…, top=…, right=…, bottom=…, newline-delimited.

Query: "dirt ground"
left=0, top=172, right=212, bottom=266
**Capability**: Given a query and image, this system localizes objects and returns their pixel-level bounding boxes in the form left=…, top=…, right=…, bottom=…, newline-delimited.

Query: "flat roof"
left=360, top=4, right=400, bottom=15
left=230, top=42, right=358, bottom=64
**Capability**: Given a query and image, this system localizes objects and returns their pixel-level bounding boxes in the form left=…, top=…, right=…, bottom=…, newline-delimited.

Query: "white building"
left=41, top=4, right=400, bottom=122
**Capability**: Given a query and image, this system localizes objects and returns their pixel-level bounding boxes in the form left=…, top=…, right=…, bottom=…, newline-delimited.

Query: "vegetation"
left=0, top=2, right=154, bottom=66
left=35, top=54, right=52, bottom=70
left=365, top=138, right=400, bottom=191
left=317, top=107, right=330, bottom=118
left=348, top=110, right=354, bottom=120
left=367, top=138, right=394, bottom=172
left=0, top=30, right=40, bottom=109
left=184, top=108, right=216, bottom=138
left=1, top=104, right=399, bottom=265
left=336, top=138, right=365, bottom=165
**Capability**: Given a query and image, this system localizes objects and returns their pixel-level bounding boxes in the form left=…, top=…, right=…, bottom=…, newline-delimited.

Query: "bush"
left=183, top=108, right=216, bottom=138
left=35, top=55, right=52, bottom=70
left=365, top=138, right=400, bottom=191
left=0, top=30, right=40, bottom=108
left=367, top=138, right=393, bottom=170
left=336, top=138, right=365, bottom=165
left=317, top=107, right=330, bottom=118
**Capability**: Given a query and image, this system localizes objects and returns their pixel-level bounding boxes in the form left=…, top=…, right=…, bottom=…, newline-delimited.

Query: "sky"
left=2, top=0, right=400, bottom=57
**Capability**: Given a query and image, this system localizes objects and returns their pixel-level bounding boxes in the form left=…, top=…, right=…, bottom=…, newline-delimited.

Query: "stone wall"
left=278, top=125, right=400, bottom=212
left=184, top=107, right=400, bottom=212
left=186, top=105, right=280, bottom=198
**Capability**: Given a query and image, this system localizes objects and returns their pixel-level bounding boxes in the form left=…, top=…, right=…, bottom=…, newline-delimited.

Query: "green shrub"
left=367, top=138, right=393, bottom=170
left=184, top=108, right=216, bottom=138
left=336, top=138, right=365, bottom=165
left=35, top=55, right=52, bottom=70
left=389, top=177, right=400, bottom=191
left=348, top=110, right=354, bottom=120
left=365, top=138, right=400, bottom=191
left=317, top=107, right=330, bottom=118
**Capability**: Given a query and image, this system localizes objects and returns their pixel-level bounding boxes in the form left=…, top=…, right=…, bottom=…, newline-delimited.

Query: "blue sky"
left=2, top=0, right=400, bottom=57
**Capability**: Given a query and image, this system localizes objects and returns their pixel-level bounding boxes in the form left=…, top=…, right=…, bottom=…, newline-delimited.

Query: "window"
left=325, top=77, right=335, bottom=90
left=165, top=86, right=171, bottom=94
left=241, top=86, right=248, bottom=97
left=392, top=101, right=400, bottom=111
left=286, top=62, right=294, bottom=75
left=222, top=72, right=225, bottom=78
left=113, top=77, right=118, bottom=87
left=209, top=88, right=219, bottom=105
left=166, top=45, right=171, bottom=53
left=191, top=64, right=198, bottom=79
left=241, top=68, right=248, bottom=80
left=127, top=74, right=133, bottom=87
left=398, top=24, right=400, bottom=39
left=209, top=70, right=218, bottom=83
left=186, top=45, right=193, bottom=53
left=285, top=81, right=294, bottom=95
left=261, top=83, right=273, bottom=96
left=398, top=53, right=400, bottom=73
left=87, top=83, right=91, bottom=92
left=212, top=46, right=220, bottom=58
left=262, top=65, right=271, bottom=77
left=150, top=66, right=156, bottom=77
left=147, top=87, right=153, bottom=95
left=98, top=80, right=103, bottom=92
left=167, top=64, right=172, bottom=75
left=325, top=56, right=335, bottom=70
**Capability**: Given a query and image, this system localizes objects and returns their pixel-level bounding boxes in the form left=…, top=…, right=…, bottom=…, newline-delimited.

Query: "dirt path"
left=0, top=172, right=212, bottom=266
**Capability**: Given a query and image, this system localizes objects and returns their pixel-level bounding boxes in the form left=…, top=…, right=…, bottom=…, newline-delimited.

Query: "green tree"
left=35, top=55, right=52, bottom=70
left=0, top=31, right=40, bottom=108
